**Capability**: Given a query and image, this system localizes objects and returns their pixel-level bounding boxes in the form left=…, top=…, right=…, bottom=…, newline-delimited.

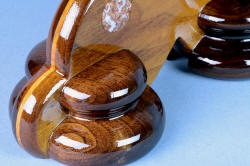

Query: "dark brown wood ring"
left=168, top=0, right=250, bottom=78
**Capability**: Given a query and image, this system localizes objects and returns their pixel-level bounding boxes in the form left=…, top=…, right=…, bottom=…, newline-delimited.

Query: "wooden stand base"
left=168, top=0, right=250, bottom=78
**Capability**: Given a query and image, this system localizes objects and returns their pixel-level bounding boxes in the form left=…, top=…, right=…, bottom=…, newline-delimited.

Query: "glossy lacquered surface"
left=11, top=0, right=222, bottom=164
left=10, top=0, right=166, bottom=164
left=49, top=86, right=165, bottom=166
left=10, top=0, right=213, bottom=161
left=24, top=0, right=212, bottom=83
left=168, top=0, right=250, bottom=78
left=198, top=0, right=250, bottom=36
left=60, top=49, right=147, bottom=119
left=10, top=46, right=165, bottom=166
left=73, top=0, right=210, bottom=83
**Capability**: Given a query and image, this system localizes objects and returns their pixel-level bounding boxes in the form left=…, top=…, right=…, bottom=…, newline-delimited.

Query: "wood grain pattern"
left=10, top=0, right=219, bottom=165
left=169, top=0, right=250, bottom=78
left=12, top=0, right=92, bottom=157
left=60, top=49, right=147, bottom=119
left=11, top=46, right=165, bottom=165
left=10, top=0, right=166, bottom=162
left=25, top=0, right=210, bottom=83
left=49, top=86, right=165, bottom=166
left=74, top=0, right=210, bottom=83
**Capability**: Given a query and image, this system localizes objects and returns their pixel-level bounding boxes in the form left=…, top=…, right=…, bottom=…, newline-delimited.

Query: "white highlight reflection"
left=85, top=0, right=95, bottom=14
left=64, top=87, right=90, bottom=100
left=109, top=114, right=124, bottom=121
left=24, top=95, right=37, bottom=114
left=60, top=2, right=80, bottom=39
left=44, top=79, right=66, bottom=103
left=245, top=60, right=250, bottom=66
left=117, top=134, right=141, bottom=147
left=110, top=88, right=129, bottom=99
left=207, top=36, right=225, bottom=42
left=55, top=136, right=90, bottom=150
left=243, top=49, right=250, bottom=52
left=241, top=39, right=250, bottom=43
left=200, top=14, right=225, bottom=22
left=198, top=57, right=221, bottom=65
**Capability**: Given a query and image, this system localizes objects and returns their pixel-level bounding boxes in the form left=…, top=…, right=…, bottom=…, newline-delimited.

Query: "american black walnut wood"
left=169, top=0, right=250, bottom=78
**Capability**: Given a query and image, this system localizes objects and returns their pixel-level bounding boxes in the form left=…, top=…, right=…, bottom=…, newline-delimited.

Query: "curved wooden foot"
left=10, top=43, right=165, bottom=166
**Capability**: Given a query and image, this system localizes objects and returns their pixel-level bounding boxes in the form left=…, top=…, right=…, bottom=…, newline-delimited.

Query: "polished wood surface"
left=25, top=40, right=47, bottom=78
left=11, top=45, right=165, bottom=165
left=10, top=0, right=167, bottom=164
left=25, top=0, right=210, bottom=83
left=169, top=0, right=250, bottom=78
left=74, top=0, right=210, bottom=83
left=49, top=86, right=165, bottom=166
left=9, top=77, right=27, bottom=118
left=198, top=0, right=250, bottom=36
left=60, top=49, right=147, bottom=119
left=11, top=0, right=219, bottom=165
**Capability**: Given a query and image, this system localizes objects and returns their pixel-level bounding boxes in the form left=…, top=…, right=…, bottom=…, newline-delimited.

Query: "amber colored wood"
left=11, top=46, right=165, bottom=165
left=11, top=1, right=94, bottom=158
left=74, top=0, right=210, bottom=83
left=169, top=0, right=250, bottom=78
left=46, top=0, right=69, bottom=59
left=60, top=50, right=147, bottom=119
left=49, top=86, right=165, bottom=166
left=10, top=0, right=216, bottom=165
left=25, top=0, right=210, bottom=83
left=26, top=41, right=123, bottom=78
left=48, top=50, right=164, bottom=166
left=9, top=77, right=27, bottom=118
left=25, top=40, right=47, bottom=78
left=9, top=0, right=166, bottom=162
left=47, top=0, right=91, bottom=76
